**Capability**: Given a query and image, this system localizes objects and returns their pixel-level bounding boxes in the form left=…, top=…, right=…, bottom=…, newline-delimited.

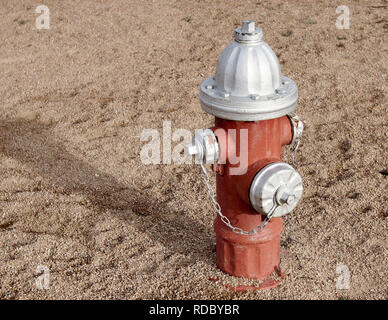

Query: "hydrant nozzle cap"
left=250, top=162, right=303, bottom=217
left=234, top=20, right=263, bottom=43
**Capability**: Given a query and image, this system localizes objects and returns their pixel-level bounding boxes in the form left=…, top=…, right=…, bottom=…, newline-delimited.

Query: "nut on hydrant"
left=185, top=21, right=304, bottom=279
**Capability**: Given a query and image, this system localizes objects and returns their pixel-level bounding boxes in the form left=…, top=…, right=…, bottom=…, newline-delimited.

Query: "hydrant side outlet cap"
left=250, top=162, right=303, bottom=217
left=199, top=21, right=298, bottom=121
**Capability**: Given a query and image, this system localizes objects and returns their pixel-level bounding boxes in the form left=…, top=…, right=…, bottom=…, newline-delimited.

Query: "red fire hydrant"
left=185, top=21, right=304, bottom=279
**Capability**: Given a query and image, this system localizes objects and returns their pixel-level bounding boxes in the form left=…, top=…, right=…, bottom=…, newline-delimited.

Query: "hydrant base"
left=214, top=217, right=283, bottom=279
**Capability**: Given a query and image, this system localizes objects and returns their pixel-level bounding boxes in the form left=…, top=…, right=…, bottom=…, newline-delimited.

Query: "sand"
left=0, top=0, right=387, bottom=299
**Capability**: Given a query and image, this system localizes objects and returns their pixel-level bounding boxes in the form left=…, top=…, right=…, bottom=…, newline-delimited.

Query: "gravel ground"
left=0, top=0, right=387, bottom=299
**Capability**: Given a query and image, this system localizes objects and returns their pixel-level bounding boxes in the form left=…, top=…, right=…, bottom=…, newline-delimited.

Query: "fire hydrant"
left=185, top=21, right=304, bottom=279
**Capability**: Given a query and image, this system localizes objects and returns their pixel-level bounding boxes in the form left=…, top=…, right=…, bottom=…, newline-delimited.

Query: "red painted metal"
left=211, top=116, right=292, bottom=279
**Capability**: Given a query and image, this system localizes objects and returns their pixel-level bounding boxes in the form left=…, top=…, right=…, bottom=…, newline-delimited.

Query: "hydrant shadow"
left=0, top=119, right=214, bottom=269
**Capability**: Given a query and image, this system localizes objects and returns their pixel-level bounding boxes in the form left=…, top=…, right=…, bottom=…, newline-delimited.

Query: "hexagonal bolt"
left=241, top=20, right=255, bottom=33
left=278, top=192, right=295, bottom=205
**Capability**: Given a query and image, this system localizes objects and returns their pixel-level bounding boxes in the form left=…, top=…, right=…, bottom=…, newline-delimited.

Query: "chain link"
left=200, top=163, right=277, bottom=235
left=290, top=140, right=300, bottom=168
left=288, top=112, right=304, bottom=168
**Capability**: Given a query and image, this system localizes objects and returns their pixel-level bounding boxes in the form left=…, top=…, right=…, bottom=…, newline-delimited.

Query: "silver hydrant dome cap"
left=199, top=20, right=298, bottom=121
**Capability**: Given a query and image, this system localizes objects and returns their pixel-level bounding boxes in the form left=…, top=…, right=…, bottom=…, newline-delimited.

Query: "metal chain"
left=289, top=135, right=298, bottom=242
left=287, top=113, right=304, bottom=241
left=288, top=112, right=304, bottom=168
left=199, top=163, right=277, bottom=235
left=290, top=140, right=300, bottom=168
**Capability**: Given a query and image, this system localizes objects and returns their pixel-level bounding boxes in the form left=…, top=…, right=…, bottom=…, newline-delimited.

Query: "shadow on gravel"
left=0, top=119, right=214, bottom=267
